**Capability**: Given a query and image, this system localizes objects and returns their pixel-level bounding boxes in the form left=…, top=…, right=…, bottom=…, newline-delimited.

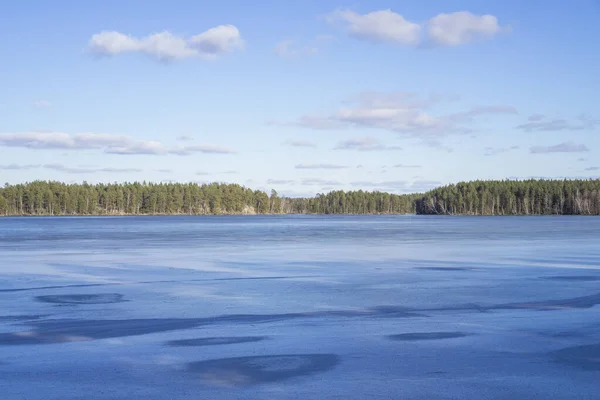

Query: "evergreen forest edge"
left=1, top=179, right=600, bottom=216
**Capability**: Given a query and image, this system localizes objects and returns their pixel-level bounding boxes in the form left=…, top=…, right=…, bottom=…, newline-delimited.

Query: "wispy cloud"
left=528, top=113, right=545, bottom=121
left=43, top=163, right=141, bottom=174
left=295, top=163, right=348, bottom=169
left=0, top=132, right=236, bottom=156
left=301, top=178, right=342, bottom=186
left=176, top=135, right=194, bottom=141
left=517, top=114, right=598, bottom=132
left=274, top=40, right=318, bottom=57
left=283, top=139, right=317, bottom=148
left=585, top=167, right=599, bottom=171
left=333, top=137, right=402, bottom=151
left=484, top=145, right=519, bottom=156
left=0, top=163, right=41, bottom=170
left=530, top=142, right=590, bottom=154
left=169, top=144, right=236, bottom=155
left=33, top=100, right=51, bottom=108
left=88, top=25, right=244, bottom=62
left=267, top=179, right=296, bottom=185
left=393, top=164, right=421, bottom=168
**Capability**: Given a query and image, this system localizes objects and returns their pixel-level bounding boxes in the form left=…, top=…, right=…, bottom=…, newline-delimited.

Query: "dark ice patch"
left=497, top=292, right=600, bottom=311
left=388, top=332, right=469, bottom=341
left=35, top=293, right=126, bottom=304
left=168, top=336, right=267, bottom=347
left=187, top=354, right=340, bottom=386
left=552, top=343, right=600, bottom=371
left=416, top=267, right=474, bottom=271
left=0, top=318, right=202, bottom=345
left=542, top=276, right=600, bottom=282
left=0, top=307, right=424, bottom=346
left=0, top=315, right=46, bottom=322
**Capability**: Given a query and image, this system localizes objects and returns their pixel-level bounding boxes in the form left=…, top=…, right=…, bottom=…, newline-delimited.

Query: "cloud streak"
left=301, top=178, right=342, bottom=186
left=333, top=137, right=402, bottom=151
left=393, top=164, right=421, bottom=168
left=88, top=25, right=244, bottom=62
left=517, top=114, right=598, bottom=132
left=0, top=163, right=41, bottom=170
left=43, top=163, right=142, bottom=174
left=267, top=179, right=296, bottom=185
left=0, top=132, right=235, bottom=156
left=295, top=163, right=348, bottom=169
left=530, top=142, right=590, bottom=154
left=283, top=139, right=318, bottom=148
left=484, top=145, right=519, bottom=156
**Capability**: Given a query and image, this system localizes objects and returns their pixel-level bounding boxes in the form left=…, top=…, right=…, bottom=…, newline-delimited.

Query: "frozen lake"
left=1, top=215, right=599, bottom=399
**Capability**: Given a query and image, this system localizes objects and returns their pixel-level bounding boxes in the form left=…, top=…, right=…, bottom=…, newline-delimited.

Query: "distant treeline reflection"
left=1, top=179, right=599, bottom=216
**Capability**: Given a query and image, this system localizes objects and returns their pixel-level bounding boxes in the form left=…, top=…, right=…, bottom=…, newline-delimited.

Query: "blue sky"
left=1, top=0, right=599, bottom=196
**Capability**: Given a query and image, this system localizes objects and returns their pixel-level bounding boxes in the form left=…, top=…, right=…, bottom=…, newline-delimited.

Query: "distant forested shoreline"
left=1, top=179, right=599, bottom=216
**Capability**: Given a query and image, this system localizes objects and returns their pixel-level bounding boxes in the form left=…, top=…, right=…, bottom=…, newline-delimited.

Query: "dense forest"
left=0, top=181, right=417, bottom=216
left=417, top=179, right=600, bottom=215
left=1, top=179, right=600, bottom=216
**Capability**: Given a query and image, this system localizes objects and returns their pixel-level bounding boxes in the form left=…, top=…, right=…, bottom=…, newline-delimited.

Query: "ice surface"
left=1, top=215, right=600, bottom=399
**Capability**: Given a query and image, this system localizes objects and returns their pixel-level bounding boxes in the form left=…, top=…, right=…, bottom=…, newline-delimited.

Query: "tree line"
left=2, top=179, right=600, bottom=216
left=0, top=181, right=417, bottom=216
left=416, top=179, right=600, bottom=215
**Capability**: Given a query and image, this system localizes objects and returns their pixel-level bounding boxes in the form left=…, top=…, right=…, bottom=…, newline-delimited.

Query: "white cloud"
left=88, top=25, right=243, bottom=61
left=326, top=9, right=507, bottom=48
left=176, top=135, right=194, bottom=141
left=289, top=92, right=517, bottom=142
left=295, top=163, right=348, bottom=169
left=0, top=132, right=235, bottom=156
left=333, top=137, right=402, bottom=151
left=327, top=9, right=422, bottom=45
left=427, top=11, right=507, bottom=47
left=105, top=140, right=167, bottom=155
left=530, top=142, right=590, bottom=154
